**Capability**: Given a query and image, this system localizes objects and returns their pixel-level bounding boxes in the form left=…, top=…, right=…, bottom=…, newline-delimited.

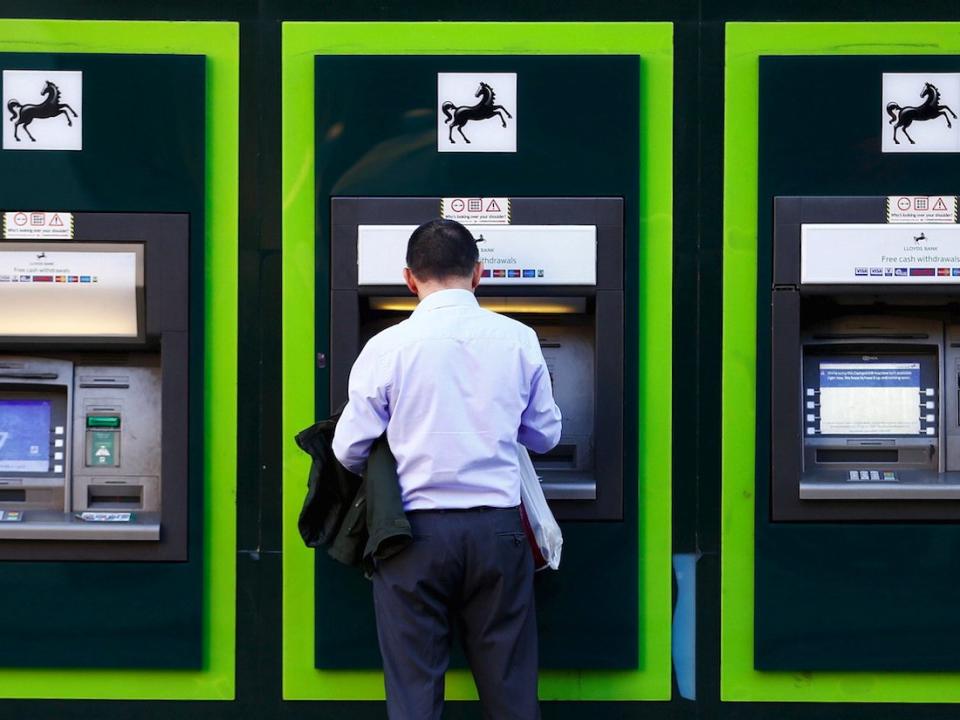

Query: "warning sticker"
left=887, top=196, right=957, bottom=223
left=3, top=211, right=74, bottom=239
left=441, top=197, right=511, bottom=225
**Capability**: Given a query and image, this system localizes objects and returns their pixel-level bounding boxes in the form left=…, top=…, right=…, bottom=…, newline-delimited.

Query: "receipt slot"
left=330, top=197, right=624, bottom=520
left=0, top=213, right=190, bottom=560
left=772, top=196, right=960, bottom=521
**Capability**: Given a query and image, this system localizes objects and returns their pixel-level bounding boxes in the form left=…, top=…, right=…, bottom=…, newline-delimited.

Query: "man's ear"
left=471, top=262, right=483, bottom=290
left=403, top=267, right=418, bottom=296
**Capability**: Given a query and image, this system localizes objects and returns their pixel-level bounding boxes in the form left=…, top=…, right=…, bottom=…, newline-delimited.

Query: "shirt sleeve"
left=517, top=329, right=562, bottom=454
left=332, top=343, right=391, bottom=474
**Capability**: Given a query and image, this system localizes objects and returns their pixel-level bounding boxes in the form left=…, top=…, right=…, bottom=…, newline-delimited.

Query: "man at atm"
left=332, top=218, right=562, bottom=720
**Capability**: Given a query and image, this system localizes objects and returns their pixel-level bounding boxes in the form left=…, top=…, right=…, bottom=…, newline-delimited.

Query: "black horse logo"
left=7, top=80, right=78, bottom=142
left=886, top=82, right=957, bottom=145
left=441, top=81, right=512, bottom=144
left=915, top=233, right=926, bottom=243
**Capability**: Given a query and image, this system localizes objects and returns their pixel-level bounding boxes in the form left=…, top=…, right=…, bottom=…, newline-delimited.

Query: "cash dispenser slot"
left=87, top=483, right=142, bottom=508
left=531, top=443, right=578, bottom=469
left=816, top=448, right=900, bottom=463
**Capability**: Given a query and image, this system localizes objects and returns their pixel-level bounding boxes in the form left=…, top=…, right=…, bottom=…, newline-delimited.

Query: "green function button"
left=87, top=415, right=121, bottom=429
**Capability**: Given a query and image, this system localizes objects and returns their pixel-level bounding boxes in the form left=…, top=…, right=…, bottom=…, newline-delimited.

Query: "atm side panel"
left=71, top=361, right=161, bottom=521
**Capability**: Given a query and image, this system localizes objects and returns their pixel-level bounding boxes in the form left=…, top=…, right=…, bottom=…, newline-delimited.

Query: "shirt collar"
left=412, top=288, right=478, bottom=315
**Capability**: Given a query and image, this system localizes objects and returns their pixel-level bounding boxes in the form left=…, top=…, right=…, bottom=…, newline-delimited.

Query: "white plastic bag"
left=518, top=445, right=563, bottom=570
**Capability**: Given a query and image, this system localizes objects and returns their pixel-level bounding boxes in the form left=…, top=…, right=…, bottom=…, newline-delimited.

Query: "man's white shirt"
left=332, top=288, right=562, bottom=511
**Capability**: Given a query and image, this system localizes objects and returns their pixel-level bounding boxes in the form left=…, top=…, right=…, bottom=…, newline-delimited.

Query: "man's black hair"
left=406, top=218, right=479, bottom=281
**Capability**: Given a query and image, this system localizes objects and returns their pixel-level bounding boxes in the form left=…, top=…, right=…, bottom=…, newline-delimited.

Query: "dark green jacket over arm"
left=295, top=417, right=411, bottom=576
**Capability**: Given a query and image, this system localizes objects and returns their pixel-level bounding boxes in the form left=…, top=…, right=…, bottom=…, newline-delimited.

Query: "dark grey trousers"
left=371, top=506, right=540, bottom=720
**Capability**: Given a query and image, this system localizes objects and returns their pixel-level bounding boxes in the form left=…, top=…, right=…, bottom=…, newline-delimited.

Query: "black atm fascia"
left=329, top=197, right=624, bottom=521
left=772, top=196, right=960, bottom=521
left=0, top=212, right=192, bottom=561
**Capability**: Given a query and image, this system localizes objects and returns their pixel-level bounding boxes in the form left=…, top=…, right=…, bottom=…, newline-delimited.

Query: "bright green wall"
left=722, top=21, right=960, bottom=703
left=0, top=19, right=238, bottom=700
left=281, top=21, right=674, bottom=702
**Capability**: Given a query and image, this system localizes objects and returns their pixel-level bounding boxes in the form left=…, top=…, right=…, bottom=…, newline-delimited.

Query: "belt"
left=406, top=505, right=519, bottom=515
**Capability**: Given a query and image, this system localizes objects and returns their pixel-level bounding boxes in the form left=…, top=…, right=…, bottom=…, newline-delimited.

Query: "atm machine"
left=771, top=196, right=960, bottom=521
left=329, top=196, right=624, bottom=520
left=0, top=212, right=190, bottom=560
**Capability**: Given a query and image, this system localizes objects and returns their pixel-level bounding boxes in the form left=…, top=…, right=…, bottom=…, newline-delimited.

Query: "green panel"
left=313, top=53, right=639, bottom=672
left=0, top=50, right=204, bottom=670
left=0, top=20, right=237, bottom=700
left=755, top=55, right=960, bottom=672
left=282, top=21, right=673, bottom=702
left=723, top=21, right=960, bottom=702
left=314, top=55, right=644, bottom=670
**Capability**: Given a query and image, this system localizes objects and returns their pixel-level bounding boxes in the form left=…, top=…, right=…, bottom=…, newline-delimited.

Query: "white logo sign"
left=438, top=73, right=516, bottom=153
left=801, top=223, right=960, bottom=284
left=882, top=73, right=960, bottom=153
left=2, top=70, right=82, bottom=151
left=357, top=224, right=596, bottom=286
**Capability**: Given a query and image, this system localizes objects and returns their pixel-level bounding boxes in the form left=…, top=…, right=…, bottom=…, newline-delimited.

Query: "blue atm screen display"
left=0, top=400, right=50, bottom=472
left=819, top=362, right=921, bottom=435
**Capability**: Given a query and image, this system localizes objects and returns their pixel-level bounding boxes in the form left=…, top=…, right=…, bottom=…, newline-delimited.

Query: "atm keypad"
left=848, top=470, right=897, bottom=482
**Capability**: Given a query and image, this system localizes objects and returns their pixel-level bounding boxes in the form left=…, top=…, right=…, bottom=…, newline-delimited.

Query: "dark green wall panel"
left=754, top=55, right=960, bottom=671
left=0, top=52, right=205, bottom=669
left=312, top=53, right=640, bottom=671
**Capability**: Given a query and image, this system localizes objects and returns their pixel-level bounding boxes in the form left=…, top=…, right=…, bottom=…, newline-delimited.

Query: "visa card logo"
left=855, top=267, right=868, bottom=276
left=869, top=267, right=883, bottom=276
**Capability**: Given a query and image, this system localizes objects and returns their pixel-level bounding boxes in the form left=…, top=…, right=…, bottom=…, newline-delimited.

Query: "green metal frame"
left=0, top=19, right=239, bottom=700
left=722, top=21, right=960, bottom=703
left=281, top=21, right=674, bottom=702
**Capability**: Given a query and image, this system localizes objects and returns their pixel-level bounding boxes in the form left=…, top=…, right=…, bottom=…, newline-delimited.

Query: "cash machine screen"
left=0, top=399, right=50, bottom=472
left=819, top=362, right=921, bottom=435
left=803, top=352, right=937, bottom=438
